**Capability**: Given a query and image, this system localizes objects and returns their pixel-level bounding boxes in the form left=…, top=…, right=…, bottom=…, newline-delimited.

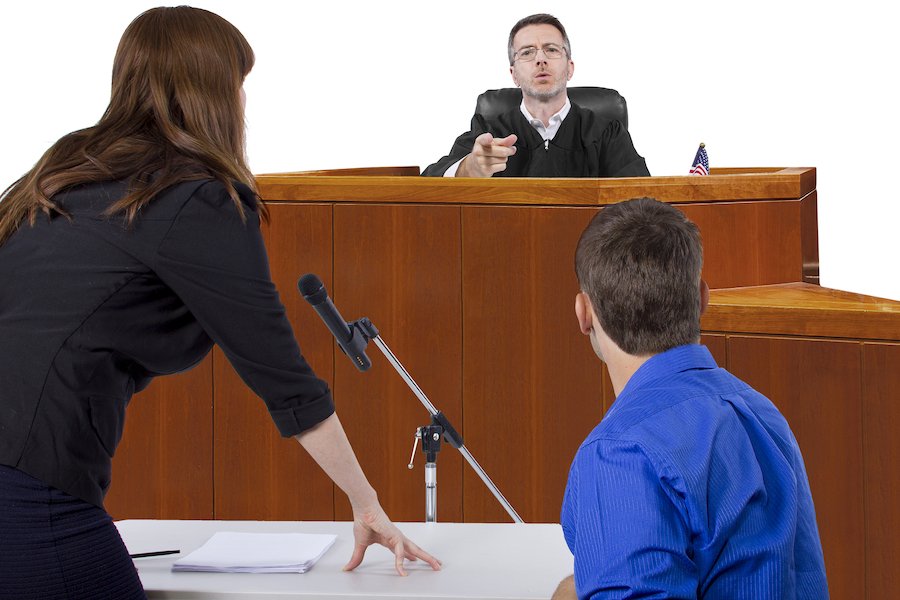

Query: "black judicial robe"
left=422, top=101, right=650, bottom=177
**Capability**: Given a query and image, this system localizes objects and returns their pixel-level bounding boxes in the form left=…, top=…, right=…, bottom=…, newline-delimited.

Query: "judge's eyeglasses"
left=514, top=44, right=567, bottom=62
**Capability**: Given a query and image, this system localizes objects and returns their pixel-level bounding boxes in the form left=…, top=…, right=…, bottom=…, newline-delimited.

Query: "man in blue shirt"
left=555, top=198, right=828, bottom=599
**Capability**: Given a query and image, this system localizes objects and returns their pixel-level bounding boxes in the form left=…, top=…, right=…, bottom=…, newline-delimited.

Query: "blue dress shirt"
left=561, top=344, right=828, bottom=599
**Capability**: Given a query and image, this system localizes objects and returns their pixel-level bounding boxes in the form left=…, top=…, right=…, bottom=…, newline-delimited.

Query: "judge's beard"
left=521, top=79, right=567, bottom=103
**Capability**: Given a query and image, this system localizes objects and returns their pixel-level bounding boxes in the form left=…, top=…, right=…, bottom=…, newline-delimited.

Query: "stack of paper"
left=172, top=532, right=336, bottom=574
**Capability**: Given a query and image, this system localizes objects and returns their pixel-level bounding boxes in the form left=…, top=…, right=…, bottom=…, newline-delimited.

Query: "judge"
left=422, top=14, right=649, bottom=178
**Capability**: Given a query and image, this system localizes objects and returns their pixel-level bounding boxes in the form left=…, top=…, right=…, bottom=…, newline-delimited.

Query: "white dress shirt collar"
left=520, top=98, right=571, bottom=142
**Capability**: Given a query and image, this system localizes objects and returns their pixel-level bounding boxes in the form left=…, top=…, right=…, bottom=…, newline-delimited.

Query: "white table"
left=116, top=520, right=574, bottom=600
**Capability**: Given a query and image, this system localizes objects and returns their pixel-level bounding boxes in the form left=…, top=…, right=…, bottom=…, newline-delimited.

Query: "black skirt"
left=0, top=465, right=146, bottom=599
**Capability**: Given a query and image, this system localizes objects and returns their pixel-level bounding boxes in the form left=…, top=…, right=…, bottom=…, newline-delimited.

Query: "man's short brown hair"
left=507, top=13, right=571, bottom=66
left=575, top=198, right=703, bottom=355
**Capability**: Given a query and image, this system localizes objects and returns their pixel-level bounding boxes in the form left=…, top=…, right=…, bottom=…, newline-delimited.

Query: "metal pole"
left=371, top=335, right=524, bottom=524
left=425, top=463, right=437, bottom=523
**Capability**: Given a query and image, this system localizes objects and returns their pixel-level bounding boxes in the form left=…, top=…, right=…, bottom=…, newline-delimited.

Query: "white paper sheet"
left=172, top=531, right=336, bottom=574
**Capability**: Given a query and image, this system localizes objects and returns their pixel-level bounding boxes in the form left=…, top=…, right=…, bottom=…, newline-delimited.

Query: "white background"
left=2, top=1, right=897, bottom=300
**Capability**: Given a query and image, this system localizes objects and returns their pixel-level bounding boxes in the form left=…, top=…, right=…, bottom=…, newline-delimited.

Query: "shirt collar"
left=614, top=344, right=718, bottom=405
left=519, top=97, right=571, bottom=141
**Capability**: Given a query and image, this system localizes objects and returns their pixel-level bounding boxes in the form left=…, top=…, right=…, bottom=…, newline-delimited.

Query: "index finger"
left=393, top=539, right=408, bottom=577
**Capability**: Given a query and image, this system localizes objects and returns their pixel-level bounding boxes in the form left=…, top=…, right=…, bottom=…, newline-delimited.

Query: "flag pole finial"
left=699, top=142, right=705, bottom=148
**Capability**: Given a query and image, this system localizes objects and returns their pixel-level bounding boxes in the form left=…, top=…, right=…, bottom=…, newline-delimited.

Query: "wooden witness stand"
left=108, top=167, right=898, bottom=600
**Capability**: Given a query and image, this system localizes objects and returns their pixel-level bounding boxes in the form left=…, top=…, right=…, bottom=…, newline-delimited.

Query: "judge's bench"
left=108, top=167, right=899, bottom=600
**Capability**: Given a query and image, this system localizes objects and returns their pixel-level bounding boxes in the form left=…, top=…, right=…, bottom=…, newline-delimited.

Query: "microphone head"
left=298, top=273, right=327, bottom=305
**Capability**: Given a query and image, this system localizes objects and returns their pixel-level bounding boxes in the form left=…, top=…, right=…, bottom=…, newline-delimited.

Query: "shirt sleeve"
left=153, top=180, right=334, bottom=437
left=564, top=438, right=697, bottom=600
left=442, top=157, right=465, bottom=177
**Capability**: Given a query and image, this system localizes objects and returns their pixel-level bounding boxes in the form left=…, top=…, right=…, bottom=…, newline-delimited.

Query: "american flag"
left=690, top=143, right=709, bottom=176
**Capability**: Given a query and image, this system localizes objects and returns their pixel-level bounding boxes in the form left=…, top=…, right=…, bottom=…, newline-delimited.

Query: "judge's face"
left=509, top=24, right=574, bottom=102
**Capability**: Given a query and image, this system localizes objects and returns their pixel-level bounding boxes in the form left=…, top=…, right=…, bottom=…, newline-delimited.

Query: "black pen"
left=129, top=549, right=181, bottom=559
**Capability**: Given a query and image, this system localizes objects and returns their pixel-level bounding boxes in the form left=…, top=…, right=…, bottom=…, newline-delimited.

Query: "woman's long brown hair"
left=0, top=6, right=262, bottom=246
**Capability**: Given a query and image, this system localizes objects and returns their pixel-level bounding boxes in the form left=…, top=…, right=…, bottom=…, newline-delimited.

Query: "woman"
left=0, top=7, right=439, bottom=598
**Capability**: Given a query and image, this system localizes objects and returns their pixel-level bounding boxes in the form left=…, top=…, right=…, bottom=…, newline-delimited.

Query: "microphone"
left=298, top=273, right=372, bottom=371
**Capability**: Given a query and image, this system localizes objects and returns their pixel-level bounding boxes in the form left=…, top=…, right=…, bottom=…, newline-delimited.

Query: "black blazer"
left=0, top=179, right=333, bottom=507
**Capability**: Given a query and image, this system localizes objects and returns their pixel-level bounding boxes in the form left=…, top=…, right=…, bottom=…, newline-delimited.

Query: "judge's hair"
left=507, top=13, right=571, bottom=65
left=575, top=198, right=704, bottom=355
left=0, top=6, right=261, bottom=247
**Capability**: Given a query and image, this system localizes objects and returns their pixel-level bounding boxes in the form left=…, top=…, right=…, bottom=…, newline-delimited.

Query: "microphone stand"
left=349, top=317, right=523, bottom=524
